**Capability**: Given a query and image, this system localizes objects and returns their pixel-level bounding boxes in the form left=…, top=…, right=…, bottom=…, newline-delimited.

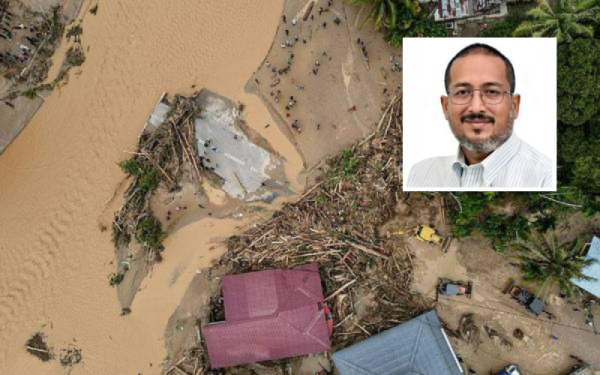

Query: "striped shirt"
left=407, top=134, right=553, bottom=189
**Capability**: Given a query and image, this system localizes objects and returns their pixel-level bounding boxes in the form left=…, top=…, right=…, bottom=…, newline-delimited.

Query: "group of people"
left=1, top=9, right=45, bottom=67
left=1, top=7, right=49, bottom=109
left=268, top=1, right=346, bottom=135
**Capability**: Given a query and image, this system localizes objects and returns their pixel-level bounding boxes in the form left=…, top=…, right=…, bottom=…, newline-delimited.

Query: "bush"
left=386, top=3, right=447, bottom=46
left=47, top=5, right=65, bottom=44
left=109, top=272, right=124, bottom=286
left=480, top=214, right=528, bottom=252
left=118, top=158, right=143, bottom=176
left=449, top=192, right=492, bottom=237
left=479, top=14, right=524, bottom=37
left=66, top=46, right=85, bottom=66
left=387, top=17, right=447, bottom=45
left=118, top=158, right=159, bottom=194
left=138, top=168, right=159, bottom=194
left=136, top=216, right=166, bottom=250
left=66, top=24, right=82, bottom=39
left=21, top=88, right=37, bottom=99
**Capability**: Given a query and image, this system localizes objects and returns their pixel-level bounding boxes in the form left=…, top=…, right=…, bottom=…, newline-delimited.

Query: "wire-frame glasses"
left=449, top=87, right=511, bottom=105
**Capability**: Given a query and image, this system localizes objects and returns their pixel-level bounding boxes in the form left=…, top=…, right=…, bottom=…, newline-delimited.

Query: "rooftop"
left=332, top=310, right=463, bottom=375
left=202, top=263, right=330, bottom=368
left=572, top=236, right=600, bottom=298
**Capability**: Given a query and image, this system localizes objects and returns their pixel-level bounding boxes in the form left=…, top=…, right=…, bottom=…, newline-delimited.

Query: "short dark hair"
left=444, top=43, right=515, bottom=95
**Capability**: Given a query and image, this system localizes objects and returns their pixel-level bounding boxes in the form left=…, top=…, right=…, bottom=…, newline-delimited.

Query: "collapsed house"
left=145, top=90, right=289, bottom=202
left=332, top=310, right=464, bottom=375
left=202, top=263, right=331, bottom=368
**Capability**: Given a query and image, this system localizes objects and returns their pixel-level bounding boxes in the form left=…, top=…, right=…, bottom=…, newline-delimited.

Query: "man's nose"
left=468, top=90, right=486, bottom=112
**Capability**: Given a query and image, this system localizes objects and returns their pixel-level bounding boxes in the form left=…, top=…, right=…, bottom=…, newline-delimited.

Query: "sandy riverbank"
left=0, top=1, right=306, bottom=373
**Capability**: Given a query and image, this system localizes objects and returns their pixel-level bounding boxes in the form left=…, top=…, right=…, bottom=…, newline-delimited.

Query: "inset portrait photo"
left=402, top=38, right=557, bottom=192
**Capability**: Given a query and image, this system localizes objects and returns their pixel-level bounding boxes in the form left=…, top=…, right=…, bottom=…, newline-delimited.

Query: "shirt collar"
left=451, top=133, right=522, bottom=184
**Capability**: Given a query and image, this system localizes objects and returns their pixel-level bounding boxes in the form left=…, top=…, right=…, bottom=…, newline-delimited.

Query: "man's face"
left=441, top=53, right=520, bottom=154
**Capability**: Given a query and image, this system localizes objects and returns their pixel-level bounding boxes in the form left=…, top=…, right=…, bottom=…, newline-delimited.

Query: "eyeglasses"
left=449, top=87, right=511, bottom=105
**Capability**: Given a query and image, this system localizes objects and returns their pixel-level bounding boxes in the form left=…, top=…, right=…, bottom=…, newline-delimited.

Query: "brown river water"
left=0, top=1, right=305, bottom=373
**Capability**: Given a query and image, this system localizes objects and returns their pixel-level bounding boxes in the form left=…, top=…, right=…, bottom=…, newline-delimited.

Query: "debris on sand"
left=59, top=344, right=82, bottom=367
left=458, top=313, right=481, bottom=347
left=484, top=325, right=513, bottom=350
left=112, top=94, right=203, bottom=263
left=166, top=92, right=433, bottom=372
left=25, top=332, right=54, bottom=362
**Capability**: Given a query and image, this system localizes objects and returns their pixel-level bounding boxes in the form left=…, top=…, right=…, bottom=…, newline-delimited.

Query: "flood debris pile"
left=170, top=93, right=432, bottom=373
left=25, top=332, right=53, bottom=362
left=59, top=344, right=83, bottom=367
left=112, top=95, right=203, bottom=263
left=458, top=313, right=481, bottom=347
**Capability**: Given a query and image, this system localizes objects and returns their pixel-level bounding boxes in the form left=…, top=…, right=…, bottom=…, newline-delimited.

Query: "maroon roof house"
left=202, top=263, right=331, bottom=368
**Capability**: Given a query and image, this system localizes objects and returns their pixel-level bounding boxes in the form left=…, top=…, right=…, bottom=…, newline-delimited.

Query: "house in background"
left=332, top=310, right=463, bottom=375
left=202, top=263, right=331, bottom=368
left=572, top=236, right=600, bottom=299
left=434, top=0, right=507, bottom=21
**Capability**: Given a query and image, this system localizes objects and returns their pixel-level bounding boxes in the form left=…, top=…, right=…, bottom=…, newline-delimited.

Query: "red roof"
left=202, top=263, right=330, bottom=368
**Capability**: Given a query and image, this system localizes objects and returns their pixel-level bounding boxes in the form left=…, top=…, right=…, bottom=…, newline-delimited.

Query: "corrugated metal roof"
left=332, top=310, right=463, bottom=375
left=436, top=0, right=502, bottom=19
left=202, top=263, right=330, bottom=368
left=572, top=236, right=600, bottom=298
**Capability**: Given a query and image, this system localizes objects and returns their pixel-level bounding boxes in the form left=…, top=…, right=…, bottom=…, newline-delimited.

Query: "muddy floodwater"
left=0, top=1, right=306, bottom=373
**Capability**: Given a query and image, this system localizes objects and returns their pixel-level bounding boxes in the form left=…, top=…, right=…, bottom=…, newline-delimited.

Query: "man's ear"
left=511, top=94, right=521, bottom=119
left=441, top=96, right=449, bottom=120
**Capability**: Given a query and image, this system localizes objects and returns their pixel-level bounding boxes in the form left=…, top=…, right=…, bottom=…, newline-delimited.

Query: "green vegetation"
left=66, top=24, right=83, bottom=39
left=557, top=39, right=600, bottom=125
left=90, top=4, right=98, bottom=15
left=118, top=158, right=159, bottom=194
left=386, top=8, right=447, bottom=45
left=557, top=123, right=600, bottom=214
left=136, top=216, right=166, bottom=251
left=66, top=46, right=86, bottom=66
left=21, top=88, right=37, bottom=99
left=512, top=232, right=597, bottom=296
left=480, top=214, right=528, bottom=252
left=513, top=0, right=600, bottom=43
left=480, top=13, right=525, bottom=37
left=448, top=192, right=492, bottom=238
left=118, top=158, right=144, bottom=175
left=109, top=272, right=125, bottom=286
left=350, top=0, right=447, bottom=45
left=325, top=148, right=361, bottom=189
left=352, top=0, right=419, bottom=30
left=47, top=5, right=65, bottom=45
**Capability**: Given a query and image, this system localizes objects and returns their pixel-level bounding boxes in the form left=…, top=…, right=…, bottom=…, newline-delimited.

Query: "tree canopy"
left=557, top=39, right=600, bottom=125
left=352, top=0, right=419, bottom=30
left=512, top=232, right=596, bottom=297
left=513, top=0, right=600, bottom=43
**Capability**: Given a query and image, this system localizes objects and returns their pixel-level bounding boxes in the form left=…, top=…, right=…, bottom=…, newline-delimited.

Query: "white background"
left=402, top=38, right=557, bottom=191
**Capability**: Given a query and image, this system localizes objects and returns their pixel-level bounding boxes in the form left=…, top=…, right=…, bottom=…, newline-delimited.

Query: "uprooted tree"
left=112, top=95, right=204, bottom=262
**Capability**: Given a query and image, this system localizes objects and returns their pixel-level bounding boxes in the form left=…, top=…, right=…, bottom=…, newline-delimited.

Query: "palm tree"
left=352, top=0, right=419, bottom=30
left=513, top=0, right=600, bottom=43
left=512, top=231, right=596, bottom=297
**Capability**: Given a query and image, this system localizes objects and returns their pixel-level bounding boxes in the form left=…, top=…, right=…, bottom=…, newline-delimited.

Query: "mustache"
left=460, top=113, right=495, bottom=124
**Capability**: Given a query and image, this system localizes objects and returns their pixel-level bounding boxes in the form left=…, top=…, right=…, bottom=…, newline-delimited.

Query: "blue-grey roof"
left=332, top=310, right=463, bottom=375
left=572, top=236, right=600, bottom=298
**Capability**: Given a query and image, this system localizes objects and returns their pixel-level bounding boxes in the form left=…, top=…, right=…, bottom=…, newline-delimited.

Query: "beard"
left=448, top=107, right=515, bottom=154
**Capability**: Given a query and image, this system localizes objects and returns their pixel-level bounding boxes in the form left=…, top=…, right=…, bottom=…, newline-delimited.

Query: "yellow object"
left=416, top=225, right=444, bottom=244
